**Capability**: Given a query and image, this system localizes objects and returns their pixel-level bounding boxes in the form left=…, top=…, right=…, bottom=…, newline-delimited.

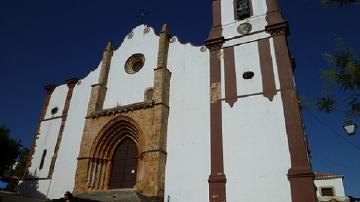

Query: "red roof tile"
left=315, top=172, right=344, bottom=180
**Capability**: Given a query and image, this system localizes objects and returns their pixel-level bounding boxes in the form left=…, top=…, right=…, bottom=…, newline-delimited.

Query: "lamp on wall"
left=343, top=120, right=357, bottom=136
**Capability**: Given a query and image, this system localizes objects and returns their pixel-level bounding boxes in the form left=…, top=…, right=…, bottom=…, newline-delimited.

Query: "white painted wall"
left=47, top=68, right=100, bottom=198
left=315, top=178, right=346, bottom=197
left=44, top=85, right=68, bottom=119
left=164, top=41, right=210, bottom=202
left=222, top=94, right=292, bottom=202
left=28, top=117, right=62, bottom=179
left=251, top=0, right=268, bottom=16
left=103, top=25, right=159, bottom=109
left=26, top=84, right=69, bottom=184
left=221, top=39, right=281, bottom=98
left=24, top=85, right=68, bottom=198
left=220, top=34, right=292, bottom=201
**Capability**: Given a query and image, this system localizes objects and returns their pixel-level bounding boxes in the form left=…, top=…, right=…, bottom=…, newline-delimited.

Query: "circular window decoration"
left=243, top=71, right=254, bottom=79
left=51, top=107, right=59, bottom=115
left=125, top=54, right=145, bottom=74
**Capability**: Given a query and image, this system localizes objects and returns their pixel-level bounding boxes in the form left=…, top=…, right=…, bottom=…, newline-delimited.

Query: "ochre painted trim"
left=258, top=38, right=277, bottom=101
left=273, top=33, right=317, bottom=202
left=207, top=1, right=227, bottom=201
left=208, top=0, right=223, bottom=40
left=265, top=0, right=284, bottom=25
left=48, top=78, right=79, bottom=178
left=219, top=89, right=281, bottom=101
left=207, top=47, right=227, bottom=202
left=224, top=46, right=238, bottom=107
left=24, top=84, right=56, bottom=179
left=41, top=115, right=63, bottom=122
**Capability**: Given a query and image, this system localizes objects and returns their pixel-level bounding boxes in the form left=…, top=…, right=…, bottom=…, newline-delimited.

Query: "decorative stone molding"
left=87, top=42, right=114, bottom=115
left=89, top=101, right=154, bottom=118
left=265, top=21, right=289, bottom=36
left=205, top=37, right=225, bottom=51
left=124, top=54, right=145, bottom=74
left=127, top=32, right=134, bottom=39
left=169, top=36, right=177, bottom=43
left=143, top=27, right=150, bottom=34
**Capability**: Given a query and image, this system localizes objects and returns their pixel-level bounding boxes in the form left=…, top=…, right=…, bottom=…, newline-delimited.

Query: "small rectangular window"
left=321, top=187, right=335, bottom=197
left=235, top=0, right=251, bottom=20
left=39, top=149, right=47, bottom=170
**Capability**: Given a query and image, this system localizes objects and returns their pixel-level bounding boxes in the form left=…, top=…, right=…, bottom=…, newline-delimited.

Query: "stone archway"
left=87, top=116, right=140, bottom=191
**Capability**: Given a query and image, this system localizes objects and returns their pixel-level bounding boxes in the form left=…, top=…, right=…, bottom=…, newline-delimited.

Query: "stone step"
left=75, top=189, right=143, bottom=202
left=0, top=191, right=47, bottom=202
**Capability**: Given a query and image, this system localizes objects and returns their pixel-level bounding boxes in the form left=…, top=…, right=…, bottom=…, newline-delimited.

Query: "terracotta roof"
left=315, top=172, right=344, bottom=180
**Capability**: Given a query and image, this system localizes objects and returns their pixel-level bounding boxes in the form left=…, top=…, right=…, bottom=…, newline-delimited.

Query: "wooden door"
left=109, top=138, right=138, bottom=189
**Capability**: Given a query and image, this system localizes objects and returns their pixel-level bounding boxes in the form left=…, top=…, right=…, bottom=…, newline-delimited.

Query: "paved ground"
left=0, top=191, right=47, bottom=202
left=0, top=190, right=159, bottom=202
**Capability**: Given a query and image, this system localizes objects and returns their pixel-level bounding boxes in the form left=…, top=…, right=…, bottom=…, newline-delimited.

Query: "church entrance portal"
left=109, top=138, right=138, bottom=189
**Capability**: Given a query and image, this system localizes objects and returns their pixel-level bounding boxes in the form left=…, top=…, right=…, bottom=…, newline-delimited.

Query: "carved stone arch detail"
left=87, top=116, right=142, bottom=190
left=90, top=116, right=141, bottom=160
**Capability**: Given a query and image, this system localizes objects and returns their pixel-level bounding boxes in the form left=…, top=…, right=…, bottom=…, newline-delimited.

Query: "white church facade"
left=21, top=0, right=319, bottom=201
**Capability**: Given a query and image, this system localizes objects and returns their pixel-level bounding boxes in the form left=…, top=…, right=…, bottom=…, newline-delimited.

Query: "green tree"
left=10, top=148, right=29, bottom=178
left=0, top=125, right=21, bottom=178
left=317, top=39, right=360, bottom=117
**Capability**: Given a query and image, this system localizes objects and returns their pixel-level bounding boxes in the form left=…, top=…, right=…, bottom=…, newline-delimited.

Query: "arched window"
left=39, top=149, right=47, bottom=169
left=235, top=0, right=251, bottom=20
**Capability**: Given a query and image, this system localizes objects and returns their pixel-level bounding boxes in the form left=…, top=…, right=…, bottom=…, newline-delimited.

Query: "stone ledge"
left=88, top=101, right=154, bottom=119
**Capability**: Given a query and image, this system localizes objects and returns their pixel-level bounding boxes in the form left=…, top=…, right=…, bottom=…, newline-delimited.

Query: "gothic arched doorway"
left=109, top=137, right=138, bottom=189
left=87, top=116, right=141, bottom=191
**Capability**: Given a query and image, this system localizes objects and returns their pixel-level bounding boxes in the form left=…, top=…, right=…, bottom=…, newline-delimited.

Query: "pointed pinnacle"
left=161, top=24, right=168, bottom=33
left=104, top=41, right=113, bottom=51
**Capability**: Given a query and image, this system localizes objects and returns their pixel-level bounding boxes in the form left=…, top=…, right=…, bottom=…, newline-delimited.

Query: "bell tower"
left=206, top=0, right=318, bottom=202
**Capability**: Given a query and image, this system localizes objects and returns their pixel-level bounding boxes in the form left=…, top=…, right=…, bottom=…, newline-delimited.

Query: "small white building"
left=314, top=173, right=350, bottom=202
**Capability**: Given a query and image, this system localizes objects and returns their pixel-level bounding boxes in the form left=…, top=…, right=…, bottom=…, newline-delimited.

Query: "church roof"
left=314, top=172, right=344, bottom=180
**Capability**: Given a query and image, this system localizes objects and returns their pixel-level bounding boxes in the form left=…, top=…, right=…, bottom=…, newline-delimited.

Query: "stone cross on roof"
left=137, top=9, right=150, bottom=24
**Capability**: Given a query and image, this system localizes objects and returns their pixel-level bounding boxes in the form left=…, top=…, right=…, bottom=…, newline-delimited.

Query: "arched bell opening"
left=87, top=116, right=141, bottom=191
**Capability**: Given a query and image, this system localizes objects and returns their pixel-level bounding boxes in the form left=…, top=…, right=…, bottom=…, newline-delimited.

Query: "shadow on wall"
left=17, top=179, right=100, bottom=202
left=17, top=178, right=47, bottom=199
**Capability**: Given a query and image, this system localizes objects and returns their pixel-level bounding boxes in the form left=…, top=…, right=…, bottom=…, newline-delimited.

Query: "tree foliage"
left=0, top=125, right=21, bottom=177
left=317, top=39, right=360, bottom=116
left=10, top=148, right=29, bottom=178
left=321, top=0, right=360, bottom=6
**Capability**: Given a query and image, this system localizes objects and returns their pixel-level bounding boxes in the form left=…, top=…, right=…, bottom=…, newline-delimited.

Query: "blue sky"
left=0, top=0, right=359, bottom=197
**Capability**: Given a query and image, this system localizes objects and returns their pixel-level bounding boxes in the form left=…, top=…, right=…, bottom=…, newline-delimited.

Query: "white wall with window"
left=314, top=173, right=350, bottom=202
